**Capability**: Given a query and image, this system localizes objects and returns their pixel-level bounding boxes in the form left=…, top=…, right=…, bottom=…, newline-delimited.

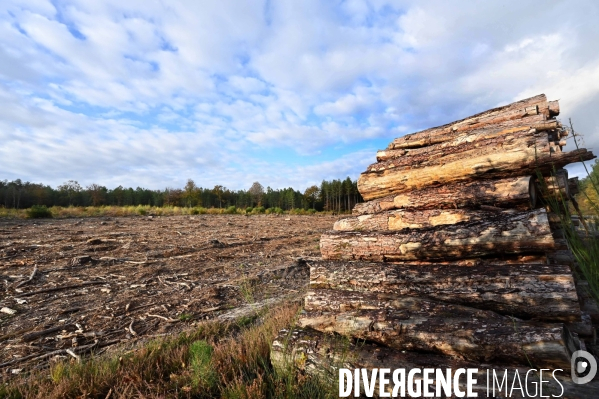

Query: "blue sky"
left=1, top=0, right=598, bottom=191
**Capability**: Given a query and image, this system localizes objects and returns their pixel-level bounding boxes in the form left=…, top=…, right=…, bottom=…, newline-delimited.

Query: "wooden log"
left=308, top=260, right=581, bottom=322
left=313, top=255, right=548, bottom=268
left=321, top=209, right=555, bottom=262
left=377, top=125, right=539, bottom=162
left=388, top=94, right=549, bottom=150
left=539, top=169, right=571, bottom=201
left=358, top=145, right=595, bottom=201
left=352, top=176, right=538, bottom=215
left=272, top=327, right=599, bottom=398
left=335, top=208, right=525, bottom=232
left=376, top=123, right=565, bottom=167
left=370, top=129, right=550, bottom=174
left=569, top=177, right=580, bottom=195
left=543, top=100, right=560, bottom=117
left=576, top=281, right=599, bottom=325
left=299, top=289, right=578, bottom=369
left=565, top=313, right=594, bottom=337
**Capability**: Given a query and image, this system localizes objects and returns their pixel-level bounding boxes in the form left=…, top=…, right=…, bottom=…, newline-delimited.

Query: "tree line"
left=0, top=177, right=363, bottom=213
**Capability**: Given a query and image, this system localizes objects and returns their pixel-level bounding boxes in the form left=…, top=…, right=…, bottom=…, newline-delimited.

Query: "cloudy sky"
left=1, top=0, right=598, bottom=191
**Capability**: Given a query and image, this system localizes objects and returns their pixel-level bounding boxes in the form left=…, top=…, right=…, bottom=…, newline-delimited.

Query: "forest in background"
left=3, top=159, right=597, bottom=215
left=0, top=177, right=362, bottom=213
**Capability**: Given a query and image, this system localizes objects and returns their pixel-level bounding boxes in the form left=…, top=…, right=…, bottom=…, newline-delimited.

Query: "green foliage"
left=178, top=313, right=193, bottom=321
left=252, top=206, right=265, bottom=214
left=26, top=205, right=52, bottom=218
left=245, top=206, right=253, bottom=214
left=189, top=340, right=217, bottom=390
left=266, top=206, right=283, bottom=214
left=136, top=206, right=147, bottom=216
left=0, top=175, right=362, bottom=213
left=577, top=159, right=599, bottom=214
left=224, top=205, right=238, bottom=214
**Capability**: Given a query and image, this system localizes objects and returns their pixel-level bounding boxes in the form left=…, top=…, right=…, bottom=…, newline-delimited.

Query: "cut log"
left=375, top=125, right=567, bottom=172
left=370, top=129, right=551, bottom=175
left=377, top=125, right=543, bottom=162
left=272, top=327, right=599, bottom=398
left=321, top=209, right=555, bottom=262
left=544, top=100, right=560, bottom=117
left=359, top=141, right=594, bottom=200
left=387, top=94, right=550, bottom=150
left=539, top=169, right=571, bottom=201
left=566, top=313, right=594, bottom=337
left=352, top=176, right=538, bottom=215
left=299, top=289, right=578, bottom=369
left=576, top=281, right=599, bottom=325
left=336, top=208, right=523, bottom=232
left=569, top=177, right=580, bottom=195
left=308, top=260, right=581, bottom=322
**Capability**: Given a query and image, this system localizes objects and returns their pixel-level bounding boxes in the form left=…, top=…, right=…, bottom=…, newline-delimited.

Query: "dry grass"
left=0, top=205, right=335, bottom=219
left=0, top=302, right=333, bottom=399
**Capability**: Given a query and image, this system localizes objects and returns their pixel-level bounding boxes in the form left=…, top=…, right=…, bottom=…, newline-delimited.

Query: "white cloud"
left=1, top=0, right=598, bottom=191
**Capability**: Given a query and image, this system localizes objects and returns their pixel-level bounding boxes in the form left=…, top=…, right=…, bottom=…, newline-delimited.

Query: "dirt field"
left=0, top=214, right=338, bottom=377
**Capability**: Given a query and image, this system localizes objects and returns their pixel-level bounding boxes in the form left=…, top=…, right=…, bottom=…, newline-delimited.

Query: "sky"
left=1, top=0, right=598, bottom=191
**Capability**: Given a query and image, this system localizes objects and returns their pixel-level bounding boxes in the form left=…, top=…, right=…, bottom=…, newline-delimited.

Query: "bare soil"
left=0, top=214, right=337, bottom=377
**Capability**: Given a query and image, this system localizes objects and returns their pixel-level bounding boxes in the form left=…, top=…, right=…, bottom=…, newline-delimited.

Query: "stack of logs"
left=272, top=94, right=599, bottom=395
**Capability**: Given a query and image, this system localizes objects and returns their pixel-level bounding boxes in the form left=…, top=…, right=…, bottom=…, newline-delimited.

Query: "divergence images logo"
left=571, top=350, right=597, bottom=385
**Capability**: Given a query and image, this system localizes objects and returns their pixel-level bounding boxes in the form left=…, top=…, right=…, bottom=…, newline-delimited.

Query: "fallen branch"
left=147, top=314, right=179, bottom=323
left=0, top=341, right=98, bottom=368
left=199, top=306, right=222, bottom=313
left=128, top=319, right=137, bottom=336
left=65, top=349, right=80, bottom=363
left=15, top=264, right=37, bottom=288
left=15, top=281, right=105, bottom=297
left=22, top=324, right=76, bottom=342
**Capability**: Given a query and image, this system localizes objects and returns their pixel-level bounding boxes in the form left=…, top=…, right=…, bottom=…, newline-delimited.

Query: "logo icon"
left=571, top=350, right=597, bottom=384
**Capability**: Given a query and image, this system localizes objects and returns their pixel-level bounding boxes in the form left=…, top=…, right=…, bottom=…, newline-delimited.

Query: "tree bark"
left=271, top=327, right=599, bottom=398
left=568, top=177, right=580, bottom=195
left=299, top=289, right=578, bottom=369
left=371, top=130, right=551, bottom=174
left=308, top=260, right=581, bottom=322
left=539, top=169, right=571, bottom=201
left=321, top=209, right=555, bottom=262
left=336, top=208, right=519, bottom=232
left=376, top=124, right=559, bottom=163
left=387, top=94, right=550, bottom=150
left=359, top=135, right=594, bottom=200
left=352, top=176, right=537, bottom=215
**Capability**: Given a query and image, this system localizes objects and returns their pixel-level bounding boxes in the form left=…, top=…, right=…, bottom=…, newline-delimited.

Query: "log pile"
left=272, top=95, right=599, bottom=391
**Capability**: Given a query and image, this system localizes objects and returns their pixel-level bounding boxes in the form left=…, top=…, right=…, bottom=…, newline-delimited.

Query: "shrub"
left=189, top=340, right=215, bottom=390
left=26, top=205, right=52, bottom=218
left=266, top=207, right=283, bottom=215
left=191, top=207, right=207, bottom=215
left=253, top=206, right=265, bottom=214
left=224, top=205, right=238, bottom=214
left=245, top=207, right=253, bottom=214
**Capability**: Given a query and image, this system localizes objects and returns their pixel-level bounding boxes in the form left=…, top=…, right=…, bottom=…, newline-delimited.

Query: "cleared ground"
left=0, top=214, right=337, bottom=377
